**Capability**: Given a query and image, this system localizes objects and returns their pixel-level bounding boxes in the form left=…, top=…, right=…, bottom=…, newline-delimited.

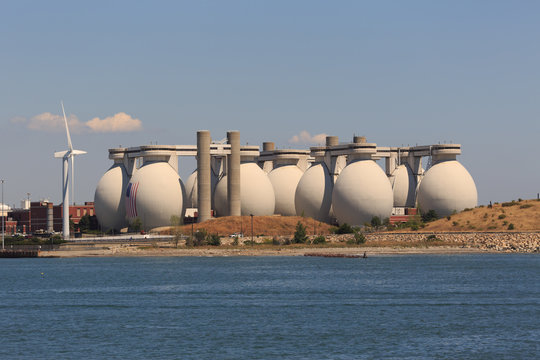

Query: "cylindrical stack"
left=263, top=142, right=275, bottom=151
left=353, top=136, right=366, bottom=144
left=326, top=136, right=339, bottom=147
left=197, top=130, right=211, bottom=223
left=227, top=131, right=241, bottom=216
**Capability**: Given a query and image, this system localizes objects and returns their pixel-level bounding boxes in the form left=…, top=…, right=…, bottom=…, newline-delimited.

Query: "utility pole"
left=2, top=180, right=5, bottom=250
left=250, top=214, right=254, bottom=245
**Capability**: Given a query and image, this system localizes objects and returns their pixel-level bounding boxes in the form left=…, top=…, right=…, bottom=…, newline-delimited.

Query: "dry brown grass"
left=419, top=199, right=540, bottom=232
left=160, top=215, right=333, bottom=237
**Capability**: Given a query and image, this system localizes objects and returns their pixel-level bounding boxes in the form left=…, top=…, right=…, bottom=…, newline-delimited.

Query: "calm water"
left=0, top=255, right=539, bottom=359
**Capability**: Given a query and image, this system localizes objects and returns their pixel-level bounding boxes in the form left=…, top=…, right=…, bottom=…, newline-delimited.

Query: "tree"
left=130, top=217, right=142, bottom=232
left=293, top=221, right=308, bottom=244
left=170, top=215, right=183, bottom=248
left=78, top=215, right=91, bottom=232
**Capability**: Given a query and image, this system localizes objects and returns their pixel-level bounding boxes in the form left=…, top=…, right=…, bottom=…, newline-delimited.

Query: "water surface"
left=1, top=255, right=538, bottom=359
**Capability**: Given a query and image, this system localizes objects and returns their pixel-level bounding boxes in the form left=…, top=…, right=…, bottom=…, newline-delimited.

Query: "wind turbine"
left=54, top=102, right=87, bottom=239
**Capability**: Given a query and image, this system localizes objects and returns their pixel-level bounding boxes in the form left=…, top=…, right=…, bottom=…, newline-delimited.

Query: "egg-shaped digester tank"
left=390, top=164, right=417, bottom=208
left=184, top=169, right=219, bottom=209
left=126, top=161, right=186, bottom=230
left=214, top=162, right=275, bottom=216
left=94, top=163, right=129, bottom=231
left=294, top=162, right=333, bottom=223
left=417, top=160, right=477, bottom=217
left=268, top=165, right=304, bottom=216
left=332, top=159, right=393, bottom=226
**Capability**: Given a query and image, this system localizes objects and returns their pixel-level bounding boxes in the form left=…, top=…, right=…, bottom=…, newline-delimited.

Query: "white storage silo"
left=268, top=164, right=304, bottom=216
left=332, top=143, right=393, bottom=226
left=94, top=148, right=131, bottom=231
left=214, top=162, right=275, bottom=216
left=294, top=161, right=333, bottom=223
left=417, top=145, right=477, bottom=216
left=125, top=146, right=186, bottom=230
left=390, top=163, right=417, bottom=208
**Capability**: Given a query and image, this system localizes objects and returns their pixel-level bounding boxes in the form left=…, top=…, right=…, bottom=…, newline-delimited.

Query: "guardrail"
left=66, top=234, right=174, bottom=243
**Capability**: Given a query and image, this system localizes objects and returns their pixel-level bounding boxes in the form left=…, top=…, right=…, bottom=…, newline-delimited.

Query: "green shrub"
left=232, top=237, right=239, bottom=246
left=426, top=234, right=441, bottom=242
left=272, top=236, right=280, bottom=245
left=193, top=229, right=207, bottom=246
left=487, top=225, right=497, bottom=230
left=452, top=221, right=459, bottom=227
left=410, top=224, right=419, bottom=231
left=520, top=204, right=533, bottom=209
left=312, top=235, right=326, bottom=244
left=370, top=216, right=382, bottom=228
left=333, top=223, right=355, bottom=234
left=293, top=222, right=308, bottom=243
left=421, top=209, right=438, bottom=222
left=502, top=201, right=518, bottom=207
left=498, top=214, right=506, bottom=219
left=353, top=231, right=366, bottom=244
left=507, top=223, right=515, bottom=230
left=207, top=234, right=221, bottom=246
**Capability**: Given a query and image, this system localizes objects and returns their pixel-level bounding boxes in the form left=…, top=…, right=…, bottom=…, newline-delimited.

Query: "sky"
left=1, top=0, right=539, bottom=207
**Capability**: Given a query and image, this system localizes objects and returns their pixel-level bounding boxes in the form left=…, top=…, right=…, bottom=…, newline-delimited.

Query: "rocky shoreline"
left=361, top=231, right=540, bottom=253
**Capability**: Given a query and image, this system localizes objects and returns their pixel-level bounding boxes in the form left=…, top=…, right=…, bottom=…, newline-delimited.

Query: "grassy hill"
left=419, top=199, right=539, bottom=232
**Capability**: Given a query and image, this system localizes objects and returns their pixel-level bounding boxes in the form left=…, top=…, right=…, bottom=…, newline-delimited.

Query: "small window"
left=77, top=209, right=81, bottom=217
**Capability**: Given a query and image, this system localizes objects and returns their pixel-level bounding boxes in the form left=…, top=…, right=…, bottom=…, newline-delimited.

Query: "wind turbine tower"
left=54, top=102, right=87, bottom=239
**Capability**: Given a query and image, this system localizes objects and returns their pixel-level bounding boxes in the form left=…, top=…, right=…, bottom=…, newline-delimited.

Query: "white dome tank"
left=214, top=162, right=275, bottom=216
left=417, top=160, right=477, bottom=217
left=126, top=162, right=186, bottom=230
left=94, top=163, right=129, bottom=231
left=184, top=169, right=219, bottom=208
left=268, top=165, right=304, bottom=216
left=390, top=164, right=417, bottom=208
left=294, top=162, right=333, bottom=223
left=332, top=160, right=393, bottom=226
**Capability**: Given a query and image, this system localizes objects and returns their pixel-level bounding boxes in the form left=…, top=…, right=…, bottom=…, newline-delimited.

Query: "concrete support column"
left=386, top=152, right=398, bottom=176
left=47, top=202, right=54, bottom=233
left=227, top=131, right=241, bottom=216
left=197, top=130, right=212, bottom=223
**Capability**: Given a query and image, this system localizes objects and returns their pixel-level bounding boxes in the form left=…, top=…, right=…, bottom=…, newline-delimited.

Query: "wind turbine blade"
left=61, top=101, right=74, bottom=151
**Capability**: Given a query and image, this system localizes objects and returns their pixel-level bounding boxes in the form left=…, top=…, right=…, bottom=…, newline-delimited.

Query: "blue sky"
left=1, top=0, right=538, bottom=207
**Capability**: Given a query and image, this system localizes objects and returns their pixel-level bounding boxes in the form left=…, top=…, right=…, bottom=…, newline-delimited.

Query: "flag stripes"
left=126, top=182, right=139, bottom=218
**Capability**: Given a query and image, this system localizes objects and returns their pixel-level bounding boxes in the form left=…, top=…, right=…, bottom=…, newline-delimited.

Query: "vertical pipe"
left=197, top=130, right=211, bottom=223
left=227, top=131, right=241, bottom=216
left=63, top=157, right=70, bottom=240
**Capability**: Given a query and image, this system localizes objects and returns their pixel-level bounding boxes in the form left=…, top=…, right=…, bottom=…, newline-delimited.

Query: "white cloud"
left=27, top=112, right=85, bottom=133
left=17, top=111, right=142, bottom=134
left=289, top=130, right=327, bottom=145
left=86, top=112, right=142, bottom=133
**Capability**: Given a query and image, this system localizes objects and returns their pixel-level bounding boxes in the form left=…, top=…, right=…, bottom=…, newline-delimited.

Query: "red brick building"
left=8, top=201, right=95, bottom=234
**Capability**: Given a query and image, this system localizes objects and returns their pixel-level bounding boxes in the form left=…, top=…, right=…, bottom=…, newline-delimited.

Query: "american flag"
left=126, top=182, right=139, bottom=218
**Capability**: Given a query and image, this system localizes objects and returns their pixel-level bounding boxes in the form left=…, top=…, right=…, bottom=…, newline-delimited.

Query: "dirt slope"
left=160, top=215, right=333, bottom=237
left=420, top=199, right=540, bottom=232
